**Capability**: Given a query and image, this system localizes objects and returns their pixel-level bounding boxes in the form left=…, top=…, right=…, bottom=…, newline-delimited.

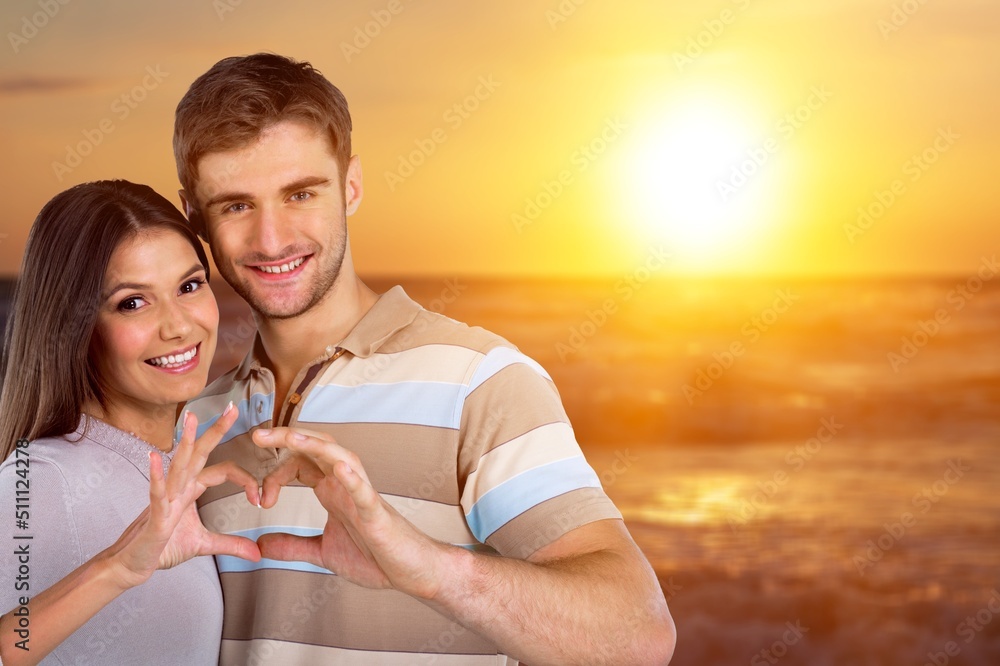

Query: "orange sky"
left=1, top=0, right=997, bottom=277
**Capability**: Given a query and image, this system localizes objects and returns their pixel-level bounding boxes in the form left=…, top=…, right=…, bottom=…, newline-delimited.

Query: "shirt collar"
left=234, top=285, right=422, bottom=380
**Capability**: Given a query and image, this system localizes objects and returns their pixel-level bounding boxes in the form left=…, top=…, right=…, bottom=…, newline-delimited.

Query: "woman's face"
left=90, top=229, right=218, bottom=431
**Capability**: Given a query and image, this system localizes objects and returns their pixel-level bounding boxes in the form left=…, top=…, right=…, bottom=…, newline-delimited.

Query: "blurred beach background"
left=3, top=1, right=999, bottom=663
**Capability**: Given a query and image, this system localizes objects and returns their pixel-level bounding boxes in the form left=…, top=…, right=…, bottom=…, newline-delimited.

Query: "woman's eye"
left=181, top=278, right=206, bottom=294
left=117, top=296, right=146, bottom=312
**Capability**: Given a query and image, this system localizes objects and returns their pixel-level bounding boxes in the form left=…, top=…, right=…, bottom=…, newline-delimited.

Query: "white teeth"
left=257, top=257, right=304, bottom=274
left=148, top=346, right=199, bottom=368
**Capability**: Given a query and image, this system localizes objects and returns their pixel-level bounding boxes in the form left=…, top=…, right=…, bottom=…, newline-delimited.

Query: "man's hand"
left=253, top=427, right=450, bottom=600
left=252, top=426, right=675, bottom=664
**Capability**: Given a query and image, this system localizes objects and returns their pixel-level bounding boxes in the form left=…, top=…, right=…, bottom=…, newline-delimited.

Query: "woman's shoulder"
left=0, top=433, right=84, bottom=472
left=0, top=419, right=131, bottom=481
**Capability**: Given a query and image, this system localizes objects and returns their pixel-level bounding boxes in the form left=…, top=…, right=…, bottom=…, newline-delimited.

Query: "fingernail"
left=223, top=401, right=234, bottom=416
left=256, top=428, right=271, bottom=437
left=291, top=433, right=308, bottom=442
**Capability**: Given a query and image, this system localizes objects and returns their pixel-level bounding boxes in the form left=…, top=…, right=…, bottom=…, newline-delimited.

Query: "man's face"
left=187, top=119, right=362, bottom=320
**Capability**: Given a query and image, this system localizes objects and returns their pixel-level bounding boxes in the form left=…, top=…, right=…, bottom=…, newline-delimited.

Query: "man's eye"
left=290, top=192, right=312, bottom=202
left=117, top=296, right=147, bottom=312
left=226, top=202, right=249, bottom=214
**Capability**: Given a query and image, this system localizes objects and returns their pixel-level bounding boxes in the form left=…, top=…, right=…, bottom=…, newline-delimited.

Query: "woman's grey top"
left=0, top=415, right=223, bottom=665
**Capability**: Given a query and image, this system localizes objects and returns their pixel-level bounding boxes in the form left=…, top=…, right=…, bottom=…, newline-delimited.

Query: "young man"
left=176, top=53, right=675, bottom=665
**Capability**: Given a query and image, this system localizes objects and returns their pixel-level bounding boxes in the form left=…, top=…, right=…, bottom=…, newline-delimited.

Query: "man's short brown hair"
left=173, top=53, right=352, bottom=233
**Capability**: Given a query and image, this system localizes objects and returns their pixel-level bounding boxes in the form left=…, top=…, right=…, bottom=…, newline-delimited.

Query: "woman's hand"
left=105, top=403, right=261, bottom=590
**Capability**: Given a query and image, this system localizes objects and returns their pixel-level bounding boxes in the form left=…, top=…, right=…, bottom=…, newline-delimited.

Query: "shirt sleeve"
left=0, top=453, right=84, bottom=614
left=457, top=346, right=622, bottom=559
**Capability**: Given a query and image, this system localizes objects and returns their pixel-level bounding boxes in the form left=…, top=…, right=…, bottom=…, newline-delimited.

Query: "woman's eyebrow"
left=102, top=263, right=204, bottom=301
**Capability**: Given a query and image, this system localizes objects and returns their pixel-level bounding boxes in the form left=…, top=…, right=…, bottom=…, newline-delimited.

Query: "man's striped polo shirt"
left=190, top=285, right=622, bottom=665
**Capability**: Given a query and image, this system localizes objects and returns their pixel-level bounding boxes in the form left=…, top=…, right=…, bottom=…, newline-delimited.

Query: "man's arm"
left=254, top=428, right=676, bottom=665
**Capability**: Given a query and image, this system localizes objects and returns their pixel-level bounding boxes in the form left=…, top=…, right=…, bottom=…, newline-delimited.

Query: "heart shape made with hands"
left=245, top=426, right=428, bottom=592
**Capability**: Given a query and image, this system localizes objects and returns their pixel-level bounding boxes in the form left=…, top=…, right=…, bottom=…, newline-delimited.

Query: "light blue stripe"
left=465, top=456, right=602, bottom=542
left=178, top=391, right=273, bottom=444
left=299, top=382, right=465, bottom=429
left=467, top=347, right=551, bottom=394
left=215, top=526, right=334, bottom=574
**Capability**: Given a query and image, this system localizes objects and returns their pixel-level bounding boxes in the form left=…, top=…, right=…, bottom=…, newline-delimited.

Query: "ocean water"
left=3, top=274, right=998, bottom=664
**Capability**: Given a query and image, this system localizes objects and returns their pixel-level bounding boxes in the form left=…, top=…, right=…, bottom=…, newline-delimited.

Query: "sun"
left=620, top=98, right=778, bottom=269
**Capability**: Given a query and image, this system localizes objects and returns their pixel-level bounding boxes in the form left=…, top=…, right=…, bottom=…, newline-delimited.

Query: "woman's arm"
left=0, top=405, right=259, bottom=666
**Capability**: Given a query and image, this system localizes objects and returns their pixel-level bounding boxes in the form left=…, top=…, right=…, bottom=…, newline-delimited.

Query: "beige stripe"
left=382, top=494, right=477, bottom=546
left=314, top=344, right=485, bottom=387
left=462, top=422, right=581, bottom=510
left=290, top=422, right=461, bottom=505
left=377, top=311, right=507, bottom=356
left=199, top=432, right=283, bottom=506
left=220, top=568, right=500, bottom=655
left=458, top=364, right=570, bottom=479
left=199, top=420, right=463, bottom=508
left=202, top=486, right=477, bottom=546
left=220, top=639, right=513, bottom=665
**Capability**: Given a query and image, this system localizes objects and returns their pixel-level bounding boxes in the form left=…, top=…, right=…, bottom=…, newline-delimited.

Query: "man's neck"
left=255, top=270, right=378, bottom=398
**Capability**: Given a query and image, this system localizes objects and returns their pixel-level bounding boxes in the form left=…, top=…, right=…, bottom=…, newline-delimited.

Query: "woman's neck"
left=82, top=400, right=178, bottom=452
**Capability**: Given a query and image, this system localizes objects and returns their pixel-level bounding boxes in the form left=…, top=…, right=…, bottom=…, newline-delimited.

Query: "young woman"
left=0, top=180, right=261, bottom=665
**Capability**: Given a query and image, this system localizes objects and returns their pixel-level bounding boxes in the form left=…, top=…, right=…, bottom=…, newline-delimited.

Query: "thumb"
left=201, top=533, right=262, bottom=562
left=257, top=532, right=326, bottom=569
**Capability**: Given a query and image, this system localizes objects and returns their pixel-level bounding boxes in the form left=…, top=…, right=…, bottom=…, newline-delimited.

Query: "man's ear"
left=178, top=189, right=208, bottom=241
left=344, top=155, right=364, bottom=217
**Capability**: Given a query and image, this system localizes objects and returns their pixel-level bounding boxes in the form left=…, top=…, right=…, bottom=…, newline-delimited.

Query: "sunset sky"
left=1, top=0, right=997, bottom=277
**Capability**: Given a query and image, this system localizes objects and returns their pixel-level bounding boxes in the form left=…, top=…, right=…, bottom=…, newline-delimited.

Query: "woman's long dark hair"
left=0, top=180, right=210, bottom=460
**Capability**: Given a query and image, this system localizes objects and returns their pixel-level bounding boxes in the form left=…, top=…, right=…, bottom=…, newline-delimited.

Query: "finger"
left=199, top=532, right=262, bottom=562
left=257, top=532, right=326, bottom=569
left=169, top=410, right=199, bottom=480
left=260, top=454, right=323, bottom=509
left=190, top=401, right=238, bottom=469
left=148, top=451, right=168, bottom=523
left=198, top=461, right=260, bottom=507
left=255, top=428, right=368, bottom=482
left=334, top=460, right=383, bottom=523
left=252, top=426, right=335, bottom=448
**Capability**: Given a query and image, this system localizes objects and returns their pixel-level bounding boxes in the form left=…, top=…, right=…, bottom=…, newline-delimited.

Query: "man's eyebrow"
left=102, top=264, right=205, bottom=301
left=203, top=176, right=332, bottom=211
left=281, top=176, right=332, bottom=195
left=203, top=190, right=253, bottom=211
